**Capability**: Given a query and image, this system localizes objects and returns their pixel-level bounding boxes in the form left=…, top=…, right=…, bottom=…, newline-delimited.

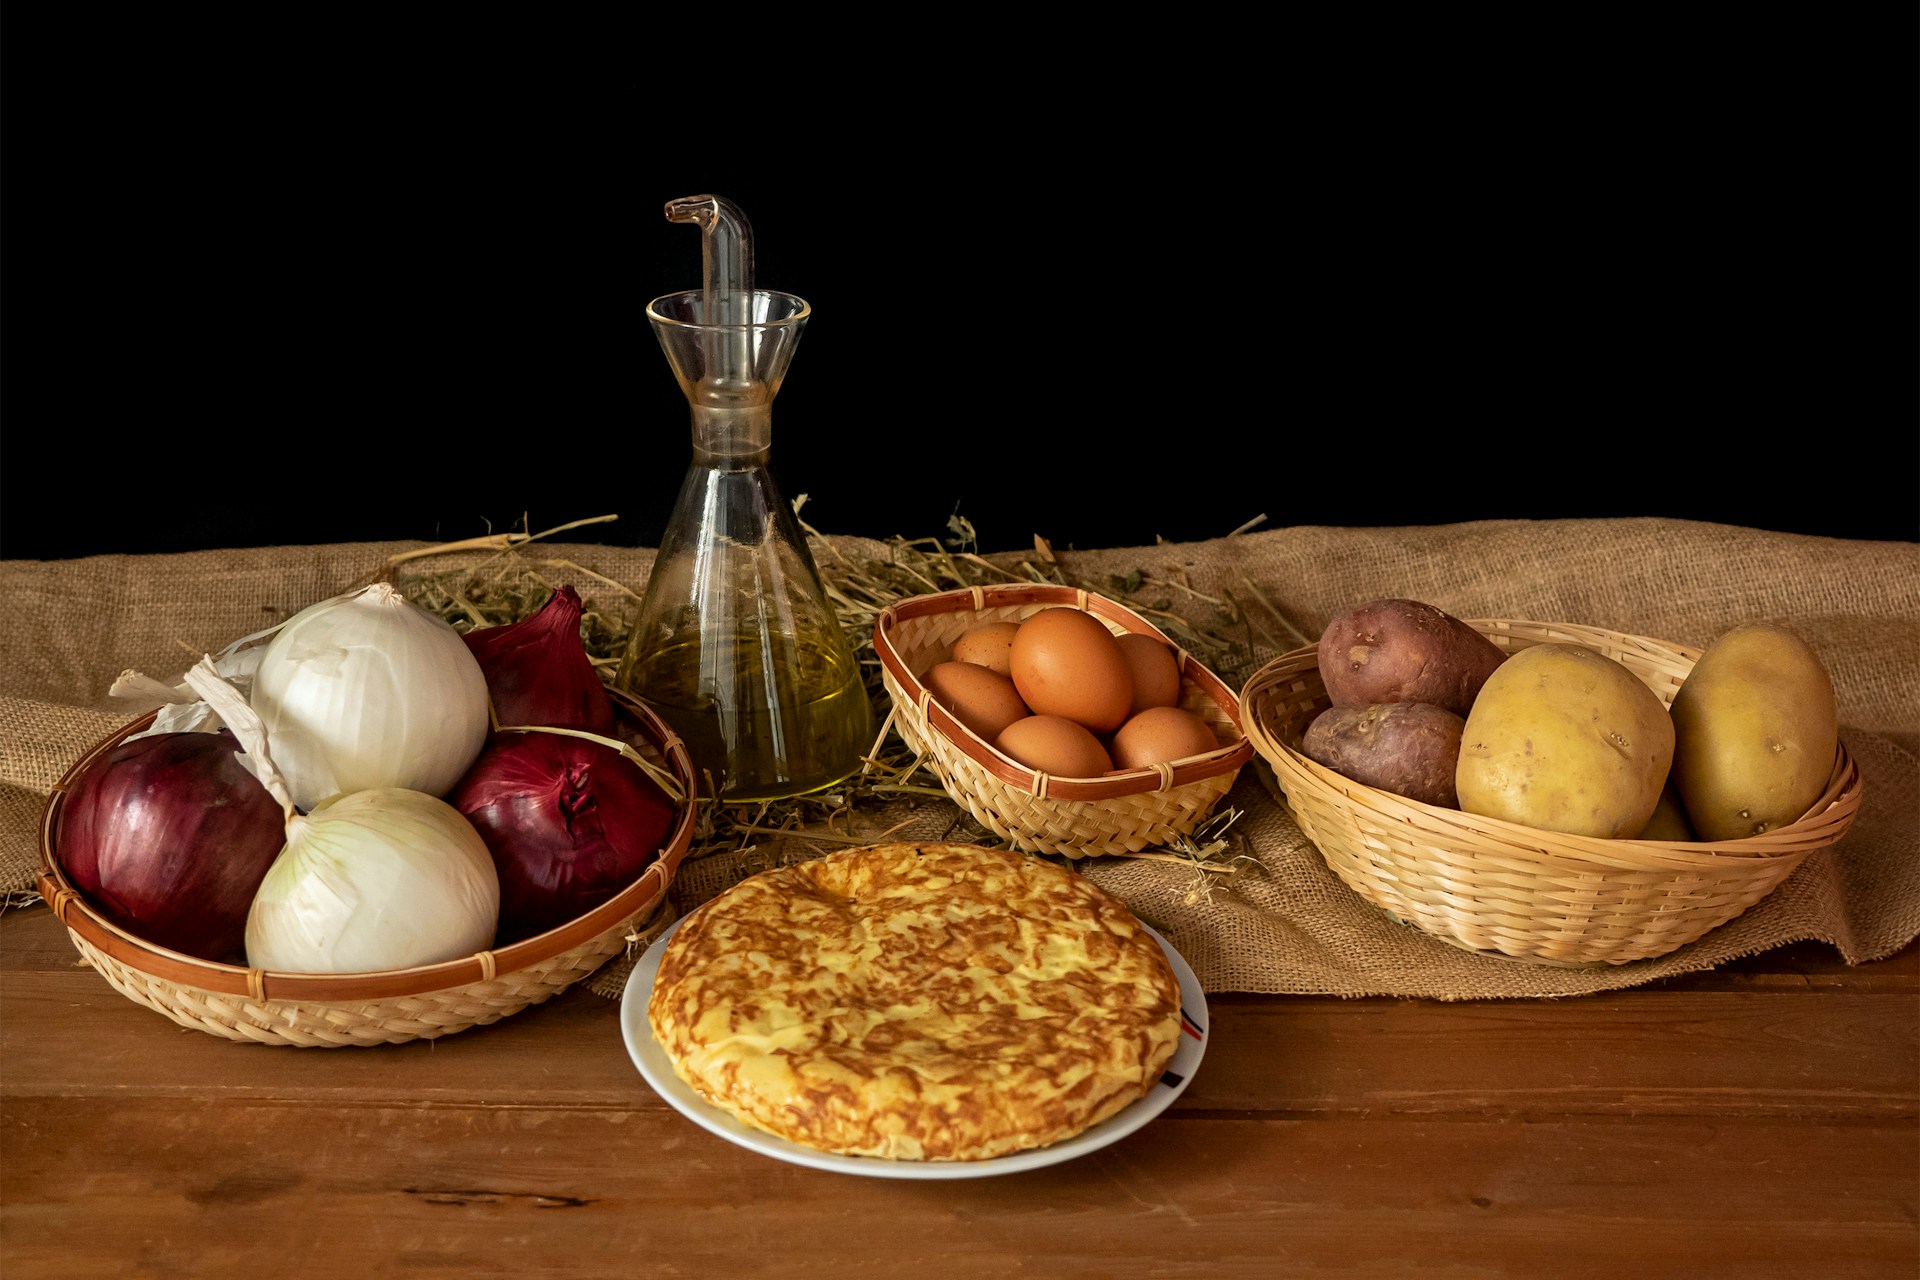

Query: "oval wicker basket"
left=873, top=584, right=1254, bottom=858
left=35, top=689, right=698, bottom=1047
left=1240, top=618, right=1864, bottom=967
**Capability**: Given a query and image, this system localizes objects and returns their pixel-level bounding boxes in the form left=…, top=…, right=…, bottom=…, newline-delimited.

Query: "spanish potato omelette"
left=646, top=842, right=1182, bottom=1161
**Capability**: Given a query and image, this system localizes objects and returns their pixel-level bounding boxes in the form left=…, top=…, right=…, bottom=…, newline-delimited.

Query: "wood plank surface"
left=3, top=905, right=1915, bottom=1279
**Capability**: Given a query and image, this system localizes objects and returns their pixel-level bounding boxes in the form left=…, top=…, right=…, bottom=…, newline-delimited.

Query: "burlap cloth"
left=4, top=517, right=1914, bottom=1001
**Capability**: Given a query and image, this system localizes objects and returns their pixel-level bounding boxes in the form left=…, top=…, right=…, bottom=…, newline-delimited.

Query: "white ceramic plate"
left=620, top=915, right=1209, bottom=1179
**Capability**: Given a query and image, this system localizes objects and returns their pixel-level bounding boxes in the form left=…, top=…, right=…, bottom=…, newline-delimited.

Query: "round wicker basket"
left=873, top=584, right=1254, bottom=858
left=1240, top=618, right=1864, bottom=967
left=35, top=690, right=698, bottom=1046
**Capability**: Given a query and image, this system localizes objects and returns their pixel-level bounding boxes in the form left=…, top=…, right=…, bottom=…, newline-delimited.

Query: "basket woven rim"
left=1240, top=617, right=1864, bottom=868
left=36, top=688, right=699, bottom=1004
left=873, top=583, right=1254, bottom=802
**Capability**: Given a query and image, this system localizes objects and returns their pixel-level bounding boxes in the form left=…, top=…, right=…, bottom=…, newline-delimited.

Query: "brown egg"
left=1008, top=607, right=1133, bottom=735
left=921, top=661, right=1031, bottom=744
left=950, top=621, right=1020, bottom=675
left=1109, top=706, right=1221, bottom=771
left=1116, top=632, right=1182, bottom=715
left=995, top=715, right=1114, bottom=777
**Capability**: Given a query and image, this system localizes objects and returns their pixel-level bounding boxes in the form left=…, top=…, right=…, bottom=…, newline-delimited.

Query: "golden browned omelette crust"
left=647, top=842, right=1182, bottom=1161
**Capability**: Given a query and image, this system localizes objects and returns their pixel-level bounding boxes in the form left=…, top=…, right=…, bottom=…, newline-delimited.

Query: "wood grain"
left=2, top=905, right=1914, bottom=1280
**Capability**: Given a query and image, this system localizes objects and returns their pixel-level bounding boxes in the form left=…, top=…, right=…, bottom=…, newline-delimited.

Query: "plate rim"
left=619, top=910, right=1209, bottom=1179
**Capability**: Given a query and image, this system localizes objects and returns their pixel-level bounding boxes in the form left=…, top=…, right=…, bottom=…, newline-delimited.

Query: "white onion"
left=244, top=787, right=501, bottom=973
left=251, top=582, right=490, bottom=812
left=114, top=644, right=265, bottom=740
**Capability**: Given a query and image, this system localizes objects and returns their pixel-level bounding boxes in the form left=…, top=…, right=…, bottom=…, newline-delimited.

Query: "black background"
left=3, top=15, right=1915, bottom=561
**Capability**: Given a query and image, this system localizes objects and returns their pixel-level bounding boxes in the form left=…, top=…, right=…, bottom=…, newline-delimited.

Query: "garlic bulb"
left=250, top=582, right=490, bottom=812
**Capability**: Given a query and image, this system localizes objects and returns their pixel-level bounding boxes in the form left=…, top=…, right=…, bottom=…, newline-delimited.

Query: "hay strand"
left=384, top=509, right=1258, bottom=873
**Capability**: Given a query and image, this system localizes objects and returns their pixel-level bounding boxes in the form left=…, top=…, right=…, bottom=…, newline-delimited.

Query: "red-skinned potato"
left=1317, top=598, right=1506, bottom=716
left=1301, top=701, right=1465, bottom=808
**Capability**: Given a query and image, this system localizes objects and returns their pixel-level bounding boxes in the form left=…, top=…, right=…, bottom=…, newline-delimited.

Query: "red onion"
left=461, top=585, right=614, bottom=734
left=447, top=730, right=675, bottom=945
left=55, top=729, right=287, bottom=963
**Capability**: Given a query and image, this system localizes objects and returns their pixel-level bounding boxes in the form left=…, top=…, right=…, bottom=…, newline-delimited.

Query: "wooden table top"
left=2, top=904, right=1914, bottom=1280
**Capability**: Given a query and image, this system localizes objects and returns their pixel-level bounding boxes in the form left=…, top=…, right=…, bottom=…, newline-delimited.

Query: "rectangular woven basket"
left=1238, top=618, right=1864, bottom=967
left=872, top=584, right=1253, bottom=858
left=35, top=690, right=697, bottom=1047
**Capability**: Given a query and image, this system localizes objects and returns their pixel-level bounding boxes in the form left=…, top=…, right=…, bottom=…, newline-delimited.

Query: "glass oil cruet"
left=615, top=194, right=873, bottom=801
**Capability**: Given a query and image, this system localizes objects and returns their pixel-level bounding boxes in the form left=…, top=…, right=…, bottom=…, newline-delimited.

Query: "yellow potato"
left=1668, top=623, right=1838, bottom=841
left=1635, top=777, right=1698, bottom=841
left=1456, top=643, right=1675, bottom=839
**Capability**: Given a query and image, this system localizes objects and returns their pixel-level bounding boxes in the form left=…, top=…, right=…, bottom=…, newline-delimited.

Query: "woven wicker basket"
left=1240, top=618, right=1864, bottom=967
left=873, top=584, right=1254, bottom=858
left=35, top=689, right=697, bottom=1046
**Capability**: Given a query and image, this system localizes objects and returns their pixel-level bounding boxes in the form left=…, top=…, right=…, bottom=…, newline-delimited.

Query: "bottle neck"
left=689, top=402, right=772, bottom=468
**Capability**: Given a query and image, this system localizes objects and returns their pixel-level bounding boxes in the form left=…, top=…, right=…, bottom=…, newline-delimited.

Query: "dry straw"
left=35, top=691, right=698, bottom=1047
left=33, top=513, right=1272, bottom=1043
left=1240, top=618, right=1864, bottom=966
left=873, top=584, right=1255, bottom=858
left=382, top=512, right=1266, bottom=872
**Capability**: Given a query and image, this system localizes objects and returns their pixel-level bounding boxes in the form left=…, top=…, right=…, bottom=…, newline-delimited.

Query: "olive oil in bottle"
left=616, top=194, right=873, bottom=801
left=621, top=630, right=871, bottom=802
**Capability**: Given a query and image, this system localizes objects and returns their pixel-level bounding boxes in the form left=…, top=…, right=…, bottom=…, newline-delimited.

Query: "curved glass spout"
left=664, top=194, right=754, bottom=397
left=664, top=194, right=753, bottom=323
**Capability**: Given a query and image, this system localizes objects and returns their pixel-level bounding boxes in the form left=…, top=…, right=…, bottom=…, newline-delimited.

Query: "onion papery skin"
left=448, top=731, right=675, bottom=946
left=461, top=585, right=615, bottom=734
left=251, top=584, right=491, bottom=812
left=244, top=787, right=501, bottom=974
left=55, top=729, right=285, bottom=963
